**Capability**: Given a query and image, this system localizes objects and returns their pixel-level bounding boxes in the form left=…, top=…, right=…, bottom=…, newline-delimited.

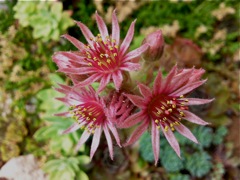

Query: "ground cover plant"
left=0, top=0, right=239, bottom=180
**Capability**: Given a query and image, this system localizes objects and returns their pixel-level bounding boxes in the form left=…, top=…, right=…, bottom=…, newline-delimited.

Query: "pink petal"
left=120, top=20, right=136, bottom=56
left=175, top=124, right=198, bottom=143
left=103, top=125, right=114, bottom=160
left=118, top=111, right=145, bottom=128
left=75, top=130, right=91, bottom=151
left=153, top=71, right=163, bottom=94
left=123, top=43, right=149, bottom=62
left=124, top=120, right=149, bottom=146
left=62, top=123, right=80, bottom=134
left=61, top=34, right=86, bottom=51
left=161, top=125, right=181, bottom=157
left=76, top=74, right=102, bottom=87
left=54, top=112, right=70, bottom=117
left=95, top=11, right=109, bottom=39
left=97, top=74, right=111, bottom=93
left=57, top=83, right=72, bottom=91
left=125, top=94, right=146, bottom=108
left=90, top=126, right=102, bottom=160
left=138, top=83, right=152, bottom=98
left=182, top=110, right=210, bottom=125
left=112, top=70, right=123, bottom=91
left=161, top=65, right=177, bottom=93
left=170, top=79, right=207, bottom=96
left=187, top=98, right=214, bottom=105
left=58, top=67, right=97, bottom=75
left=75, top=21, right=94, bottom=46
left=120, top=62, right=141, bottom=71
left=111, top=9, right=120, bottom=45
left=151, top=122, right=160, bottom=166
left=108, top=124, right=121, bottom=147
left=55, top=97, right=71, bottom=106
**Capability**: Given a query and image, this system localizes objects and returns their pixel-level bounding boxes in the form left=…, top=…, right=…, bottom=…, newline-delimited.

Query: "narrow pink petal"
left=62, top=123, right=80, bottom=134
left=125, top=94, right=146, bottom=108
left=118, top=111, right=145, bottom=128
left=90, top=126, right=102, bottom=160
left=151, top=122, right=160, bottom=166
left=62, top=34, right=86, bottom=51
left=123, top=43, right=149, bottom=62
left=187, top=98, right=214, bottom=105
left=98, top=74, right=111, bottom=93
left=161, top=65, right=177, bottom=93
left=54, top=112, right=70, bottom=117
left=75, top=21, right=94, bottom=46
left=138, top=83, right=152, bottom=98
left=120, top=20, right=136, bottom=56
left=175, top=124, right=198, bottom=143
left=58, top=67, right=97, bottom=74
left=120, top=62, right=141, bottom=71
left=75, top=130, right=91, bottom=151
left=153, top=71, right=163, bottom=94
left=112, top=9, right=120, bottom=45
left=112, top=70, right=123, bottom=91
left=95, top=11, right=109, bottom=39
left=124, top=120, right=149, bottom=146
left=108, top=124, right=121, bottom=147
left=161, top=126, right=181, bottom=157
left=76, top=74, right=101, bottom=87
left=103, top=125, right=114, bottom=160
left=182, top=110, right=210, bottom=125
left=55, top=97, right=71, bottom=106
left=170, top=79, right=207, bottom=96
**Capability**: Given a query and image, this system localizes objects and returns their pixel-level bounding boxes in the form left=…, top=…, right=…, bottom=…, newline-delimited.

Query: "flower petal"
left=103, top=125, right=114, bottom=160
left=76, top=74, right=102, bottom=87
left=120, top=62, right=141, bottom=71
left=119, top=111, right=145, bottom=128
left=175, top=123, right=198, bottom=143
left=75, top=130, right=91, bottom=151
left=75, top=21, right=94, bottom=46
left=58, top=67, right=97, bottom=75
left=62, top=34, right=86, bottom=51
left=170, top=79, right=207, bottom=96
left=108, top=124, right=121, bottom=147
left=153, top=71, right=163, bottom=94
left=152, top=122, right=160, bottom=166
left=120, top=20, right=136, bottom=56
left=125, top=94, right=146, bottom=108
left=123, top=43, right=149, bottom=62
left=124, top=120, right=149, bottom=146
left=54, top=112, right=70, bottom=117
left=161, top=126, right=181, bottom=157
left=112, top=70, right=123, bottom=91
left=90, top=126, right=102, bottom=160
left=62, top=123, right=80, bottom=134
left=161, top=65, right=177, bottom=93
left=182, top=110, right=210, bottom=125
left=112, top=9, right=120, bottom=45
left=138, top=83, right=152, bottom=98
left=187, top=98, right=214, bottom=105
left=95, top=11, right=109, bottom=40
left=97, top=74, right=111, bottom=93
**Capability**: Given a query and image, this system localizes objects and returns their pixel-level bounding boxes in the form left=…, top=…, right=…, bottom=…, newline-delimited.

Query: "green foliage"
left=185, top=152, right=212, bottom=178
left=139, top=132, right=154, bottom=162
left=212, top=126, right=228, bottom=145
left=43, top=156, right=90, bottom=180
left=192, top=126, right=213, bottom=148
left=169, top=173, right=190, bottom=180
left=13, top=1, right=74, bottom=41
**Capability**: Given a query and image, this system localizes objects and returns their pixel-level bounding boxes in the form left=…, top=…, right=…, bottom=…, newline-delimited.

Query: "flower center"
left=83, top=34, right=119, bottom=72
left=69, top=101, right=106, bottom=134
left=148, top=94, right=189, bottom=132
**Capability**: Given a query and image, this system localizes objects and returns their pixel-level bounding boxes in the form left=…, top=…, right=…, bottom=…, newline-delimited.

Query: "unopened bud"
left=142, top=30, right=164, bottom=62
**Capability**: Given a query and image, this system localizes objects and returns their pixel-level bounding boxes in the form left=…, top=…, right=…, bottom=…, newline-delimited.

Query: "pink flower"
left=120, top=65, right=213, bottom=165
left=53, top=10, right=149, bottom=92
left=54, top=85, right=126, bottom=160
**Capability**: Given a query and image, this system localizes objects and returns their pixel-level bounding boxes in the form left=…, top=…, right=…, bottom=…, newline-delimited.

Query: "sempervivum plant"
left=52, top=10, right=213, bottom=162
left=120, top=65, right=213, bottom=165
left=53, top=10, right=149, bottom=92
